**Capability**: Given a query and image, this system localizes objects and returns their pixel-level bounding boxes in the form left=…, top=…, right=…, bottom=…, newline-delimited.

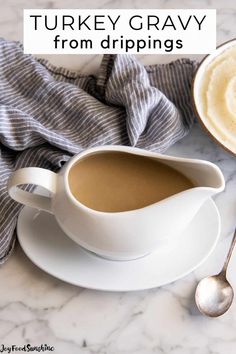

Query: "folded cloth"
left=0, top=38, right=198, bottom=263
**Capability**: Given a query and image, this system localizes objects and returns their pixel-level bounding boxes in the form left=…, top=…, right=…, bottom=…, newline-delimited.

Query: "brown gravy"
left=68, top=152, right=194, bottom=212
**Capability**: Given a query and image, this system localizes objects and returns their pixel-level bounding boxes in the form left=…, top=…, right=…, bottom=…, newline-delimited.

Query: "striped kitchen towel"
left=0, top=38, right=197, bottom=263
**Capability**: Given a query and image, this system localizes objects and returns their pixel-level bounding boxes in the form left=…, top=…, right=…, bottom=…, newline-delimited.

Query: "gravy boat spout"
left=161, top=155, right=225, bottom=197
left=148, top=154, right=225, bottom=245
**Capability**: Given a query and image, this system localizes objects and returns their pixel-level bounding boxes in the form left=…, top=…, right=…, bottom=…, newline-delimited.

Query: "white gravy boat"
left=8, top=146, right=225, bottom=260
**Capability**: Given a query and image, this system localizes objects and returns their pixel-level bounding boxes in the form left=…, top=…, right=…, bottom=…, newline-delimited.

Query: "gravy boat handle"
left=8, top=167, right=57, bottom=213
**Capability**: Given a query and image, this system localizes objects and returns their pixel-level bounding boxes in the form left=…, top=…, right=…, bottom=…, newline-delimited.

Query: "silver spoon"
left=195, top=229, right=236, bottom=317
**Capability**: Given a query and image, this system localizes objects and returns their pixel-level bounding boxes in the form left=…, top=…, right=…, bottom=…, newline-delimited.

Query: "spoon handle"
left=222, top=229, right=236, bottom=275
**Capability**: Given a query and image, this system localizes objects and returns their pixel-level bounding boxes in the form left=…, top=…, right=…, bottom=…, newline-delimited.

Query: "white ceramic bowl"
left=193, top=38, right=236, bottom=155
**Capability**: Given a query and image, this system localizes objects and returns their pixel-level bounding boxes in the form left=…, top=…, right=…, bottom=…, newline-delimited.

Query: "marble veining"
left=1, top=1, right=236, bottom=353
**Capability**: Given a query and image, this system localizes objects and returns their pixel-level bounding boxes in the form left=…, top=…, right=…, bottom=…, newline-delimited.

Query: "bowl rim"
left=192, top=38, right=236, bottom=157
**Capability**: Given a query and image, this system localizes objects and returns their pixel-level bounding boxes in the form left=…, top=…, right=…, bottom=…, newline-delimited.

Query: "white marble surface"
left=1, top=1, right=236, bottom=353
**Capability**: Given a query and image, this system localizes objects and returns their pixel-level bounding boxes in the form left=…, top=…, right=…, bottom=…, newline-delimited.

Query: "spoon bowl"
left=195, top=229, right=236, bottom=317
left=195, top=274, right=234, bottom=317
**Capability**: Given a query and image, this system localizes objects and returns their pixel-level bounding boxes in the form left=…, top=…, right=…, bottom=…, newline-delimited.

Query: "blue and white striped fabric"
left=0, top=38, right=197, bottom=263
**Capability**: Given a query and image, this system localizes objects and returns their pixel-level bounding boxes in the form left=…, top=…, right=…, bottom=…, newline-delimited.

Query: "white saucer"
left=17, top=199, right=220, bottom=291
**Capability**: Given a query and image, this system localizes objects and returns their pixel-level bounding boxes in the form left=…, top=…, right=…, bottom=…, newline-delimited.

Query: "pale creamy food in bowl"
left=193, top=39, right=236, bottom=155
